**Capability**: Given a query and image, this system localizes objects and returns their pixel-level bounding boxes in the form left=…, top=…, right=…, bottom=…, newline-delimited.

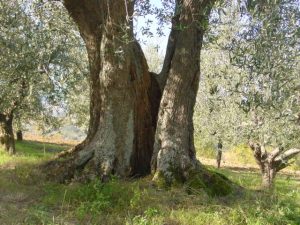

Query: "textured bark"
left=152, top=0, right=214, bottom=184
left=49, top=0, right=159, bottom=181
left=261, top=165, right=276, bottom=189
left=0, top=113, right=15, bottom=155
left=58, top=0, right=103, bottom=158
left=249, top=143, right=276, bottom=189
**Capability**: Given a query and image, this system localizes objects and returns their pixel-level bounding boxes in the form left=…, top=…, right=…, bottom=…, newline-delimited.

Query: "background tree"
left=194, top=1, right=246, bottom=160
left=194, top=0, right=300, bottom=188
left=0, top=0, right=87, bottom=154
left=230, top=0, right=300, bottom=188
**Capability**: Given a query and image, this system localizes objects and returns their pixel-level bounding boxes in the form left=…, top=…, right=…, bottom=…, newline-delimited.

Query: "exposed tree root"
left=42, top=144, right=95, bottom=183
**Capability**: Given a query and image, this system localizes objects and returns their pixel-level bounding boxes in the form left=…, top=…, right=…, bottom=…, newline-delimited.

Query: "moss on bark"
left=185, top=168, right=233, bottom=196
left=153, top=165, right=235, bottom=197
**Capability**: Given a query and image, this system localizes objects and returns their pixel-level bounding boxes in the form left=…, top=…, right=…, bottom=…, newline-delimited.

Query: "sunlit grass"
left=0, top=140, right=69, bottom=166
left=196, top=142, right=300, bottom=171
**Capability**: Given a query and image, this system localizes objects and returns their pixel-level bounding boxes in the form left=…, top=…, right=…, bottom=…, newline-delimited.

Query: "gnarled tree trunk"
left=48, top=1, right=233, bottom=196
left=249, top=142, right=300, bottom=189
left=151, top=0, right=214, bottom=184
left=249, top=142, right=277, bottom=189
left=50, top=0, right=160, bottom=182
left=0, top=113, right=15, bottom=155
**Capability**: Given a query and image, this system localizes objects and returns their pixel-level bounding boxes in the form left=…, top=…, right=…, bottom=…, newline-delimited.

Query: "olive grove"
left=194, top=0, right=300, bottom=188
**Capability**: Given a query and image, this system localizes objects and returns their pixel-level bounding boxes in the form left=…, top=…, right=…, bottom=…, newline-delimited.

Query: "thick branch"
left=272, top=148, right=300, bottom=171
left=275, top=148, right=300, bottom=162
left=268, top=146, right=284, bottom=161
left=63, top=0, right=103, bottom=40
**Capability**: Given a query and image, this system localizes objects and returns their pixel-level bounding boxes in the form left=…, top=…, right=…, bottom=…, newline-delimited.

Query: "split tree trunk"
left=52, top=0, right=159, bottom=181
left=0, top=113, right=16, bottom=155
left=152, top=0, right=214, bottom=184
left=47, top=1, right=233, bottom=195
left=249, top=142, right=300, bottom=189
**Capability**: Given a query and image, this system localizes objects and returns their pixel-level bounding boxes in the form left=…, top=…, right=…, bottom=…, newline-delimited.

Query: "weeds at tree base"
left=0, top=140, right=299, bottom=225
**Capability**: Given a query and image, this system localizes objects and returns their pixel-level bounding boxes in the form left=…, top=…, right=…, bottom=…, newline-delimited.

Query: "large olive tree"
left=47, top=0, right=235, bottom=192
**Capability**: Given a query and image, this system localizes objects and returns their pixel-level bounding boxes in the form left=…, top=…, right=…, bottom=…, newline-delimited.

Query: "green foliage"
left=194, top=0, right=300, bottom=169
left=226, top=144, right=257, bottom=165
left=127, top=207, right=162, bottom=225
left=0, top=0, right=88, bottom=132
left=229, top=0, right=300, bottom=148
left=194, top=2, right=247, bottom=150
left=195, top=138, right=220, bottom=159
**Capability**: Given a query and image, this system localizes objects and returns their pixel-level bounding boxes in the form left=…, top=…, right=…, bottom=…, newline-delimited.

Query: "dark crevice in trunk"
left=149, top=72, right=162, bottom=129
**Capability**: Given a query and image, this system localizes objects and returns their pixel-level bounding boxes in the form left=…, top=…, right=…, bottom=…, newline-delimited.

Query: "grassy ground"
left=0, top=140, right=299, bottom=225
left=196, top=143, right=300, bottom=172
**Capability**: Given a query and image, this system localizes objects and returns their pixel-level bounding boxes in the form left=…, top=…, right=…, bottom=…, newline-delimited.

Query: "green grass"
left=0, top=140, right=69, bottom=165
left=0, top=140, right=299, bottom=225
left=196, top=142, right=300, bottom=171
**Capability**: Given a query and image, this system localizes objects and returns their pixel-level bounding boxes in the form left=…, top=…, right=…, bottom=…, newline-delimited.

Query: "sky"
left=134, top=0, right=171, bottom=56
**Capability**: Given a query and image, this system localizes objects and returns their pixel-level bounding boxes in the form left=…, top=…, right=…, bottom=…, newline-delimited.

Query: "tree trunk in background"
left=16, top=130, right=23, bottom=141
left=249, top=142, right=276, bottom=189
left=261, top=165, right=276, bottom=189
left=249, top=142, right=300, bottom=189
left=0, top=113, right=15, bottom=155
left=216, top=140, right=223, bottom=168
left=50, top=0, right=159, bottom=181
left=152, top=0, right=214, bottom=184
left=216, top=150, right=222, bottom=169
